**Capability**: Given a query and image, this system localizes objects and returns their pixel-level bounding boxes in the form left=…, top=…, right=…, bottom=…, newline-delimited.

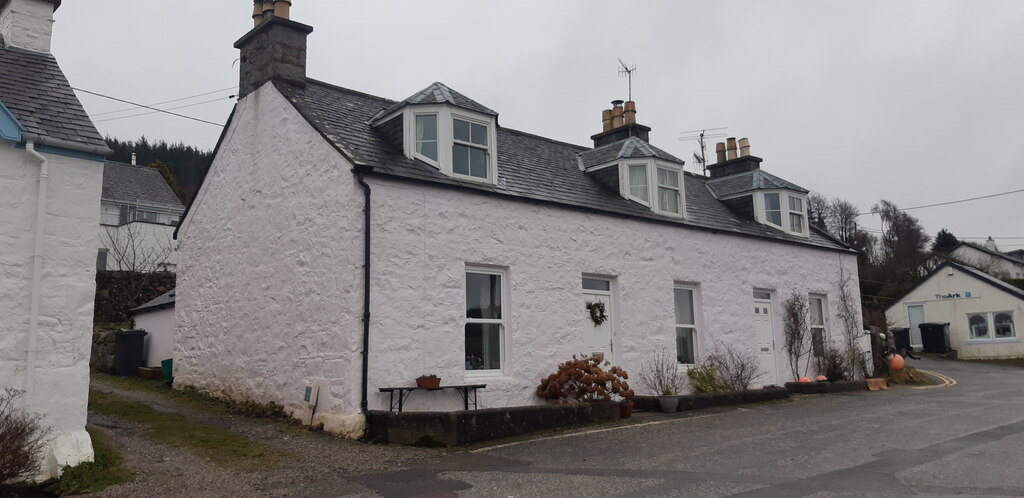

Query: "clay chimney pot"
left=602, top=109, right=613, bottom=132
left=274, top=0, right=291, bottom=19
left=715, top=142, right=726, bottom=163
left=738, top=137, right=750, bottom=157
left=623, top=100, right=636, bottom=125
left=726, top=137, right=737, bottom=160
left=611, top=100, right=624, bottom=129
left=252, top=1, right=264, bottom=26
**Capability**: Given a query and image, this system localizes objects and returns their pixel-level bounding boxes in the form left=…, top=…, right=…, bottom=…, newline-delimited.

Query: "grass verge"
left=887, top=366, right=937, bottom=385
left=43, top=427, right=133, bottom=495
left=88, top=389, right=278, bottom=469
left=91, top=373, right=288, bottom=419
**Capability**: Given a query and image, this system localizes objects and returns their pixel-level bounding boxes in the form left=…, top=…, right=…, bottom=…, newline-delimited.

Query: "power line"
left=93, top=95, right=234, bottom=123
left=72, top=87, right=225, bottom=128
left=858, top=187, right=1024, bottom=216
left=90, top=86, right=237, bottom=117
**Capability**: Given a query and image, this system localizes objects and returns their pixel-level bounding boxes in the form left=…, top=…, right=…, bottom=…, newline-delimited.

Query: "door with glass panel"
left=582, top=277, right=614, bottom=363
left=907, top=305, right=924, bottom=348
left=753, top=290, right=779, bottom=386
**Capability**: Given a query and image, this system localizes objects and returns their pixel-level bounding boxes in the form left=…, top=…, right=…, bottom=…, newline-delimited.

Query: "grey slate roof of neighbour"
left=578, top=136, right=686, bottom=169
left=102, top=161, right=185, bottom=210
left=705, top=169, right=809, bottom=198
left=129, top=289, right=176, bottom=315
left=275, top=79, right=850, bottom=253
left=954, top=242, right=1024, bottom=265
left=372, top=82, right=498, bottom=122
left=0, top=45, right=106, bottom=149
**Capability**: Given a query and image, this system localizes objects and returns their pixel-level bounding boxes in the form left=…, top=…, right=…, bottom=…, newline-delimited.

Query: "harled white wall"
left=135, top=307, right=175, bottom=367
left=0, top=140, right=101, bottom=478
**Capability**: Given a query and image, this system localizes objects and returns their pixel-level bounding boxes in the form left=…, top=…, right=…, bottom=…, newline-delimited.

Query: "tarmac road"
left=355, top=356, right=1024, bottom=497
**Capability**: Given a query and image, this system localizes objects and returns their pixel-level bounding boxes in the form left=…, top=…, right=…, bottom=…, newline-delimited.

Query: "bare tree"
left=782, top=290, right=811, bottom=380
left=103, top=222, right=174, bottom=273
left=0, top=388, right=49, bottom=485
left=706, top=341, right=766, bottom=391
left=638, top=347, right=687, bottom=395
left=807, top=192, right=831, bottom=231
left=836, top=264, right=868, bottom=379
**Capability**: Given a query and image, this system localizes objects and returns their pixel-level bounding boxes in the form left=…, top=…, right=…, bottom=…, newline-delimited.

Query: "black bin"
left=919, top=323, right=950, bottom=354
left=892, top=328, right=912, bottom=353
left=114, top=329, right=148, bottom=376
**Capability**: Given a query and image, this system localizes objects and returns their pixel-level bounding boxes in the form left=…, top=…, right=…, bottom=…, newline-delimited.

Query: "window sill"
left=464, top=369, right=505, bottom=379
left=964, top=338, right=1020, bottom=345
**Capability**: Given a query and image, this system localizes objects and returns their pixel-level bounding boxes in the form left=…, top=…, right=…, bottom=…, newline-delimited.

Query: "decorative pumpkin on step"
left=888, top=354, right=905, bottom=371
left=799, top=376, right=812, bottom=383
left=815, top=375, right=827, bottom=382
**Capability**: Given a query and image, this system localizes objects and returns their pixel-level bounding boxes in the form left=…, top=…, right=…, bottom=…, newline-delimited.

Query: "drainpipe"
left=25, top=142, right=48, bottom=408
left=357, top=175, right=371, bottom=415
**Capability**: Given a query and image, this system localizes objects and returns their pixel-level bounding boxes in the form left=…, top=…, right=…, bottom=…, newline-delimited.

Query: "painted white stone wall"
left=0, top=0, right=54, bottom=53
left=176, top=83, right=366, bottom=437
left=887, top=266, right=1024, bottom=359
left=98, top=221, right=177, bottom=271
left=135, top=307, right=175, bottom=368
left=177, top=83, right=863, bottom=437
left=0, top=140, right=102, bottom=478
left=950, top=245, right=1024, bottom=280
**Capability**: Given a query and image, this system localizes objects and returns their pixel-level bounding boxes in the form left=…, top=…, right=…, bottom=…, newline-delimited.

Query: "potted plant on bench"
left=416, top=374, right=440, bottom=388
left=639, top=347, right=686, bottom=413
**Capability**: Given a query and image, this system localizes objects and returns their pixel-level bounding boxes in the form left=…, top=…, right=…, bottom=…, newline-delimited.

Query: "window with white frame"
left=788, top=196, right=805, bottom=233
left=465, top=268, right=505, bottom=372
left=809, top=295, right=827, bottom=356
left=415, top=114, right=438, bottom=162
left=453, top=118, right=489, bottom=179
left=657, top=167, right=681, bottom=215
left=968, top=311, right=1015, bottom=339
left=764, top=193, right=782, bottom=226
left=628, top=164, right=649, bottom=203
left=674, top=286, right=699, bottom=365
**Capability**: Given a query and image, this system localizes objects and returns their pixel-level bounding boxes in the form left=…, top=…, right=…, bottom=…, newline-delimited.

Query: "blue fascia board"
left=14, top=142, right=105, bottom=162
left=0, top=101, right=24, bottom=142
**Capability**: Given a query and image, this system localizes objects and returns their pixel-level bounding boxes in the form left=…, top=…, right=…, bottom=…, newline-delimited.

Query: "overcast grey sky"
left=51, top=1, right=1024, bottom=248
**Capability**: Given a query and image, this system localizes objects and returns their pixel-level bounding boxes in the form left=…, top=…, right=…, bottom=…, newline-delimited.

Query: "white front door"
left=907, top=305, right=925, bottom=347
left=753, top=292, right=779, bottom=386
left=582, top=277, right=613, bottom=363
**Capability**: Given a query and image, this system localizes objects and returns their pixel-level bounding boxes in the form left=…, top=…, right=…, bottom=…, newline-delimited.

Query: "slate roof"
left=372, top=82, right=498, bottom=122
left=102, top=161, right=185, bottom=210
left=886, top=262, right=1024, bottom=310
left=578, top=136, right=686, bottom=169
left=706, top=169, right=809, bottom=198
left=0, top=45, right=106, bottom=149
left=954, top=242, right=1024, bottom=266
left=129, top=289, right=176, bottom=315
left=275, top=79, right=850, bottom=253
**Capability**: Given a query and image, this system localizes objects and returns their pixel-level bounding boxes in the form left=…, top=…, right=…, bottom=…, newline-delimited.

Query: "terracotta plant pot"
left=619, top=401, right=634, bottom=418
left=416, top=377, right=440, bottom=388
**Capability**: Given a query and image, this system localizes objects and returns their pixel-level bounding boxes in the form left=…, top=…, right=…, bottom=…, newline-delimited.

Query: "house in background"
left=98, top=160, right=184, bottom=272
left=128, top=289, right=176, bottom=368
left=0, top=0, right=110, bottom=478
left=887, top=261, right=1022, bottom=359
left=943, top=239, right=1024, bottom=280
left=174, top=3, right=863, bottom=438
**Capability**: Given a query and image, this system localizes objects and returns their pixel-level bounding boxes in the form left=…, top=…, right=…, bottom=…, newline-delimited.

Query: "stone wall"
left=94, top=270, right=175, bottom=325
left=90, top=329, right=117, bottom=373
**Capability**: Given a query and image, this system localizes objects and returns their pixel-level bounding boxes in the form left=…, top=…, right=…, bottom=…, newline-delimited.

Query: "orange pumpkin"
left=888, top=354, right=905, bottom=371
left=799, top=376, right=812, bottom=383
left=815, top=375, right=828, bottom=382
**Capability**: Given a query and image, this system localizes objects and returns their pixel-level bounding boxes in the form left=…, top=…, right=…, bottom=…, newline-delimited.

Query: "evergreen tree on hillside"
left=105, top=136, right=212, bottom=205
left=931, top=228, right=959, bottom=254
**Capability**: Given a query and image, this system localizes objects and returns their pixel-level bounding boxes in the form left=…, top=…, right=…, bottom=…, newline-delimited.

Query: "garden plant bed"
left=784, top=380, right=868, bottom=394
left=365, top=401, right=620, bottom=447
left=633, top=386, right=790, bottom=413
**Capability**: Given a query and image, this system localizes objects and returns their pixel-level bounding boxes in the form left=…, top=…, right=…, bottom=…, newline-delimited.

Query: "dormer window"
left=657, top=167, right=681, bottom=215
left=452, top=117, right=488, bottom=179
left=628, top=164, right=648, bottom=202
left=620, top=159, right=684, bottom=217
left=758, top=191, right=807, bottom=237
left=415, top=114, right=438, bottom=162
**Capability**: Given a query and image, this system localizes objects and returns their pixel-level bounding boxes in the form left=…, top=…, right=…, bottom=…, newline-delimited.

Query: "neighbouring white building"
left=945, top=239, right=1024, bottom=280
left=129, top=289, right=176, bottom=368
left=98, top=160, right=184, bottom=272
left=887, top=261, right=1023, bottom=359
left=175, top=3, right=863, bottom=437
left=0, top=0, right=110, bottom=479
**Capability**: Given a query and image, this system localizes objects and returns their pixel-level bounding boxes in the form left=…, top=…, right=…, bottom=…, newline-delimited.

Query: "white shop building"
left=887, top=261, right=1023, bottom=359
left=174, top=4, right=863, bottom=437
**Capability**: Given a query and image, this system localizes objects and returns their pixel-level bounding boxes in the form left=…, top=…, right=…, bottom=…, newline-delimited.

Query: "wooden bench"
left=378, top=384, right=487, bottom=412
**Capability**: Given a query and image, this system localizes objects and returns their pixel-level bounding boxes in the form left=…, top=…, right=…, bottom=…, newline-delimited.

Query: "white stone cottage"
left=944, top=239, right=1024, bottom=280
left=887, top=261, right=1022, bottom=359
left=175, top=4, right=863, bottom=437
left=98, top=161, right=184, bottom=272
left=0, top=0, right=110, bottom=478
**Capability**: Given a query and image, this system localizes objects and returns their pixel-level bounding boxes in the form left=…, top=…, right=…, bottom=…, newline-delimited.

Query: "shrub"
left=0, top=388, right=49, bottom=486
left=687, top=363, right=727, bottom=393
left=706, top=342, right=766, bottom=391
left=536, top=355, right=634, bottom=402
left=815, top=347, right=853, bottom=381
left=638, top=347, right=687, bottom=395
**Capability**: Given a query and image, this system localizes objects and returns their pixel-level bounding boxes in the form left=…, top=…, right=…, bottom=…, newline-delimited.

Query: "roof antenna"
left=618, top=58, right=636, bottom=102
left=678, top=127, right=728, bottom=175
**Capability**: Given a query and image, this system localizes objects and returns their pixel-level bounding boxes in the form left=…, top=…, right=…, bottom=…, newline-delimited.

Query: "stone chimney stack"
left=591, top=99, right=651, bottom=148
left=707, top=137, right=762, bottom=178
left=0, top=0, right=60, bottom=53
left=235, top=0, right=312, bottom=99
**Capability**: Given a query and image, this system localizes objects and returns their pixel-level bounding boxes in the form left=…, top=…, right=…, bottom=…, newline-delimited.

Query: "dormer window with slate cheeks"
left=372, top=82, right=499, bottom=184
left=756, top=191, right=808, bottom=237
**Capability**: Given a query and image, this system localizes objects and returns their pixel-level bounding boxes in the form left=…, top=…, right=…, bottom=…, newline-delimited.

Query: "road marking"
left=470, top=413, right=720, bottom=453
left=913, top=369, right=957, bottom=389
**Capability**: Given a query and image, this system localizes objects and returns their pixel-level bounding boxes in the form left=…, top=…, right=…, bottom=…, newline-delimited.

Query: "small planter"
left=619, top=401, right=635, bottom=418
left=658, top=395, right=679, bottom=413
left=416, top=377, right=441, bottom=388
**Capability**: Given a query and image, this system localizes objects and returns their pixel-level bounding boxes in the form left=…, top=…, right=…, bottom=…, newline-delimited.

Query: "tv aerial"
left=618, top=58, right=636, bottom=101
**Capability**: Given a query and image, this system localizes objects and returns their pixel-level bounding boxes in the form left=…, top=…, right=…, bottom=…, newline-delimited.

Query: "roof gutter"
left=21, top=132, right=113, bottom=157
left=356, top=174, right=372, bottom=416
left=24, top=141, right=48, bottom=408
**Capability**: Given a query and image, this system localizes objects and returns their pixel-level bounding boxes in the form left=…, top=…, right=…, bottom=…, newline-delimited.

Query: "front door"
left=582, top=277, right=613, bottom=363
left=907, top=305, right=925, bottom=348
left=753, top=291, right=779, bottom=386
